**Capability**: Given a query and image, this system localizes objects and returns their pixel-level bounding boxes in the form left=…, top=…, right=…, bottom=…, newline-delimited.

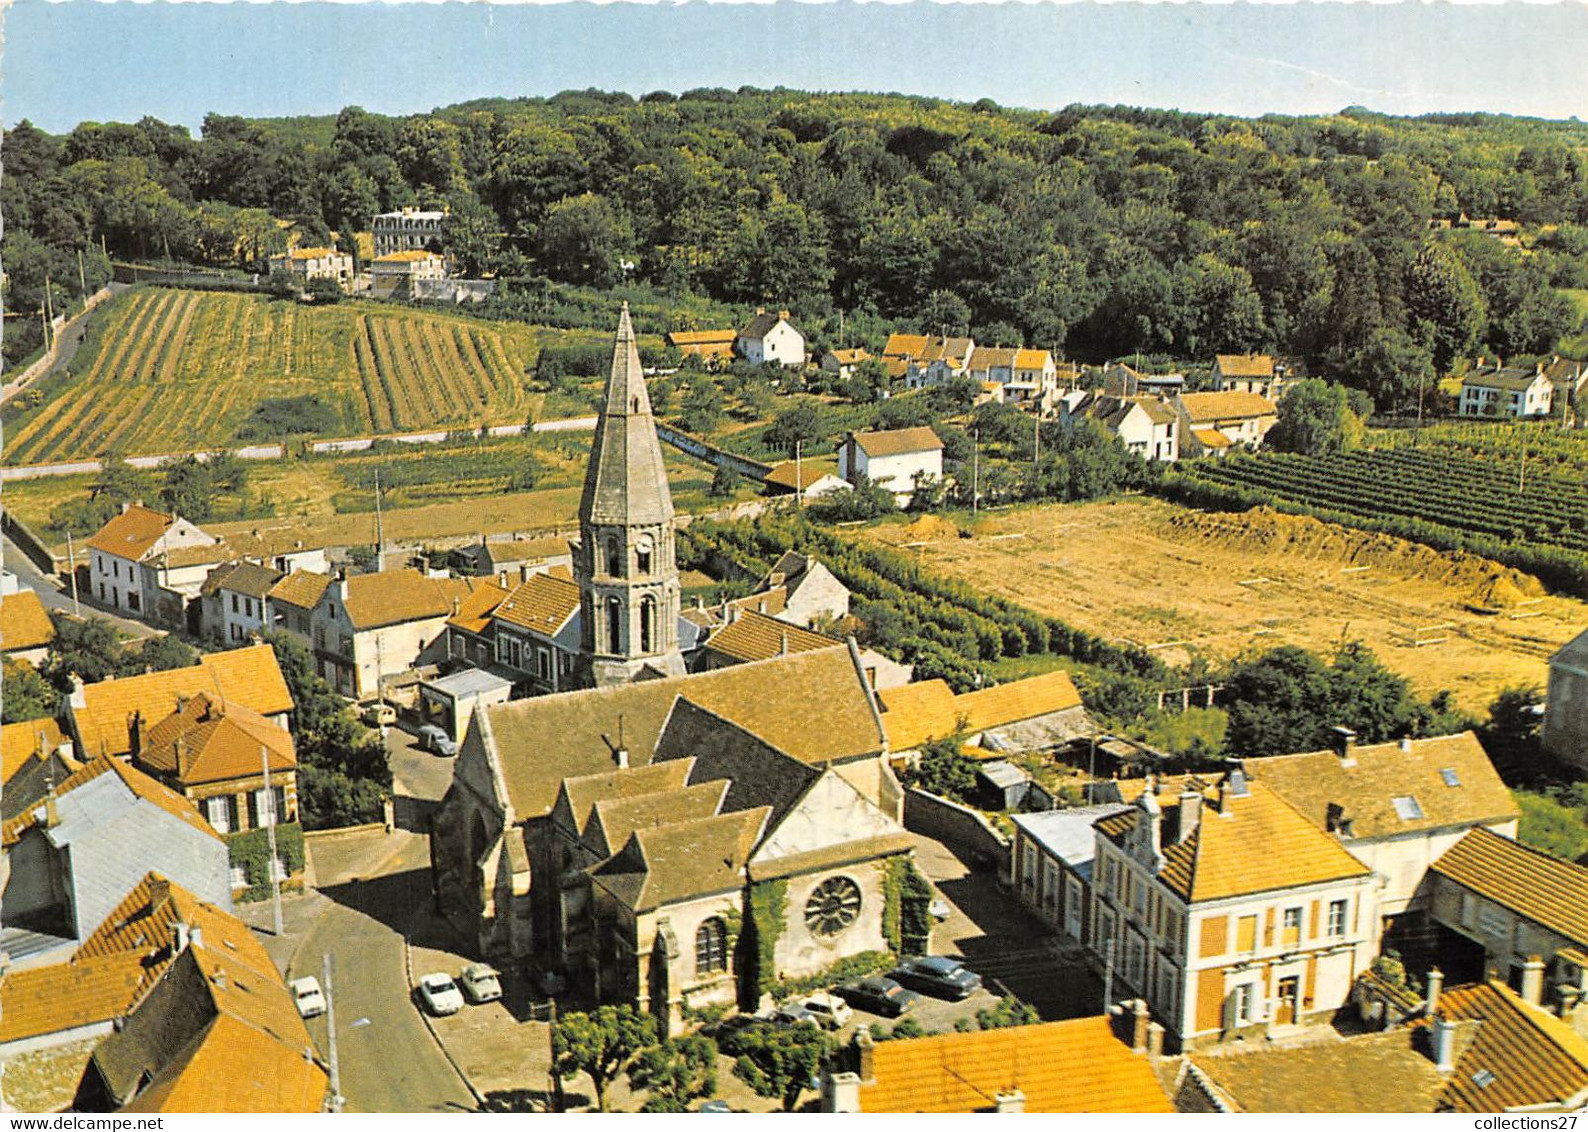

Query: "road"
left=292, top=834, right=475, bottom=1114
left=3, top=533, right=159, bottom=639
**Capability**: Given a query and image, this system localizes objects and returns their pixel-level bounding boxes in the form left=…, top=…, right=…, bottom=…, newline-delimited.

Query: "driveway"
left=911, top=832, right=1105, bottom=1020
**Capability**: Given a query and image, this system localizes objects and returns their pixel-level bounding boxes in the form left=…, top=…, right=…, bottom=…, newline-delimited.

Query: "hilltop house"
left=67, top=643, right=294, bottom=761
left=966, top=346, right=1060, bottom=411
left=1460, top=363, right=1554, bottom=419
left=1544, top=629, right=1588, bottom=773
left=1174, top=391, right=1279, bottom=456
left=1, top=573, right=56, bottom=666
left=838, top=426, right=944, bottom=505
left=735, top=309, right=806, bottom=367
left=2, top=758, right=233, bottom=970
left=372, top=206, right=446, bottom=257
left=1088, top=774, right=1379, bottom=1049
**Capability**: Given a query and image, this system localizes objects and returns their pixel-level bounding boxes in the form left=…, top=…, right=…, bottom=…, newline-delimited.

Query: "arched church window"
left=606, top=538, right=622, bottom=577
left=606, top=597, right=622, bottom=652
left=695, top=918, right=728, bottom=975
left=805, top=876, right=862, bottom=938
left=639, top=595, right=656, bottom=653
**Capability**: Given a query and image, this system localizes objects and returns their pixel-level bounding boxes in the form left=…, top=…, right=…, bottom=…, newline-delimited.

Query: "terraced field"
left=4, top=288, right=602, bottom=464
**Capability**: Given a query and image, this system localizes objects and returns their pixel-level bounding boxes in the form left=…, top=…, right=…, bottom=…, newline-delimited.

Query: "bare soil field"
left=865, top=497, right=1586, bottom=712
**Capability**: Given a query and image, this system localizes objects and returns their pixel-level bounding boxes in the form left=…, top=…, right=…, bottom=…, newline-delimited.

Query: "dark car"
left=889, top=956, right=983, bottom=1000
left=837, top=976, right=920, bottom=1018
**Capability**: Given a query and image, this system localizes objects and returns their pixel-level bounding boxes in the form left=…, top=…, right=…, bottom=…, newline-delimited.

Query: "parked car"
left=698, top=1100, right=732, bottom=1113
left=361, top=701, right=397, bottom=728
left=837, top=976, right=919, bottom=1018
left=768, top=1001, right=820, bottom=1027
left=289, top=976, right=326, bottom=1019
left=800, top=992, right=853, bottom=1030
left=417, top=723, right=458, bottom=757
left=459, top=963, right=503, bottom=1004
left=890, top=955, right=983, bottom=1000
left=418, top=972, right=465, bottom=1016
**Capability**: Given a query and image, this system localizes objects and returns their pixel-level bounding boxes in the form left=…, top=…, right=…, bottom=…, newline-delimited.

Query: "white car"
left=290, top=976, right=326, bottom=1019
left=800, top=992, right=853, bottom=1030
left=418, top=972, right=465, bottom=1016
left=459, top=963, right=503, bottom=1004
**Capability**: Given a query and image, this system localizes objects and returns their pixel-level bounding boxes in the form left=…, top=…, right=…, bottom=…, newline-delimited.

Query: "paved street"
left=288, top=832, right=475, bottom=1114
left=4, top=534, right=160, bottom=639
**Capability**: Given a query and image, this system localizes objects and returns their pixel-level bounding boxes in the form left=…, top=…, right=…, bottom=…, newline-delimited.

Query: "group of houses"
left=1459, top=356, right=1588, bottom=422
left=265, top=206, right=491, bottom=303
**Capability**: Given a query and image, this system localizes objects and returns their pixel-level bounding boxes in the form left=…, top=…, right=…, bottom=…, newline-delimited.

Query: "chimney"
left=128, top=710, right=145, bottom=757
left=780, top=628, right=790, bottom=656
left=172, top=921, right=191, bottom=954
left=1425, top=968, right=1444, bottom=1017
left=122, top=500, right=133, bottom=514
left=1520, top=955, right=1546, bottom=1005
left=855, top=1027, right=876, bottom=1083
left=1331, top=726, right=1358, bottom=767
left=175, top=736, right=189, bottom=780
left=1177, top=788, right=1202, bottom=843
left=1131, top=999, right=1151, bottom=1054
left=1146, top=1021, right=1165, bottom=1058
left=824, top=1072, right=861, bottom=1114
left=189, top=925, right=203, bottom=950
left=778, top=309, right=790, bottom=321
left=992, top=1090, right=1025, bottom=1114
left=1431, top=1015, right=1457, bottom=1073
left=1399, top=736, right=1413, bottom=753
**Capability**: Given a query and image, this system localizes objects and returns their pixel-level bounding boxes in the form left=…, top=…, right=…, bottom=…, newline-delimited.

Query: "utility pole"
left=1102, top=936, right=1115, bottom=1013
left=1519, top=424, right=1528, bottom=494
left=324, top=953, right=344, bottom=1113
left=373, top=468, right=385, bottom=572
left=262, top=744, right=284, bottom=937
left=77, top=248, right=88, bottom=298
left=66, top=531, right=81, bottom=616
left=1033, top=414, right=1041, bottom=467
left=794, top=440, right=804, bottom=510
left=972, top=427, right=980, bottom=516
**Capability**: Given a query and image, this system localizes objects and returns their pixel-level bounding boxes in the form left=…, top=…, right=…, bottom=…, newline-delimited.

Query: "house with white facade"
left=266, top=246, right=354, bottom=288
left=735, top=309, right=806, bottom=367
left=372, top=206, right=447, bottom=257
left=370, top=250, right=447, bottom=300
left=1174, top=391, right=1280, bottom=456
left=906, top=336, right=976, bottom=389
left=837, top=427, right=944, bottom=505
left=86, top=504, right=222, bottom=626
left=1460, top=364, right=1555, bottom=419
left=1209, top=355, right=1299, bottom=400
left=1062, top=392, right=1179, bottom=463
left=199, top=561, right=284, bottom=646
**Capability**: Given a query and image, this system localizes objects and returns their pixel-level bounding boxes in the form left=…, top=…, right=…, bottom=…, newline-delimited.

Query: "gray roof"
left=580, top=304, right=675, bottom=528
left=0, top=926, right=76, bottom=966
left=424, top=666, right=516, bottom=699
left=1011, top=804, right=1132, bottom=880
left=1552, top=628, right=1588, bottom=670
left=978, top=760, right=1031, bottom=790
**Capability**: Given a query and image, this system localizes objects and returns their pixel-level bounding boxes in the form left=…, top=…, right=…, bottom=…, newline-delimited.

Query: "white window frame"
left=207, top=795, right=232, bottom=834
left=1328, top=899, right=1348, bottom=938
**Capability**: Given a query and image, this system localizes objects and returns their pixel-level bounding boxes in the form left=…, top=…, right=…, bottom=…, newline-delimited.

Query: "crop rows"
left=4, top=289, right=552, bottom=464
left=1174, top=446, right=1588, bottom=557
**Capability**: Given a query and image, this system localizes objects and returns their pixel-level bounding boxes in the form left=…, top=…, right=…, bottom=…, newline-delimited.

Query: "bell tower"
left=575, top=304, right=687, bottom=687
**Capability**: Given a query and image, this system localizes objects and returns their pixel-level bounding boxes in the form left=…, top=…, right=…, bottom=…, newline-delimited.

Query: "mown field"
left=3, top=288, right=613, bottom=464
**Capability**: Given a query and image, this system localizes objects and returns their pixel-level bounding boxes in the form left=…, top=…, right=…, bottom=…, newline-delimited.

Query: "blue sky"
left=6, top=1, right=1588, bottom=134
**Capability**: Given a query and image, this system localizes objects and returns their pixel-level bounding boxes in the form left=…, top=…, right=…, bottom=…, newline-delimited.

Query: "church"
left=431, top=306, right=922, bottom=1031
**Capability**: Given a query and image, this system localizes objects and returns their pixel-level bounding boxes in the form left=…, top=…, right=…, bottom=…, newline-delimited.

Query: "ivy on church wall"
left=883, top=855, right=935, bottom=957
left=739, top=879, right=788, bottom=1009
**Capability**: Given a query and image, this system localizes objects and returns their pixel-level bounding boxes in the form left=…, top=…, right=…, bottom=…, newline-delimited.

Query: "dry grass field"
left=864, top=497, right=1587, bottom=712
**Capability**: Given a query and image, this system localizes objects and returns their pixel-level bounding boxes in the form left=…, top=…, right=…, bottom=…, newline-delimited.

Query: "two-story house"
left=837, top=427, right=944, bottom=505
left=906, top=336, right=976, bottom=389
left=1089, top=774, right=1378, bottom=1050
left=487, top=571, right=583, bottom=694
left=1459, top=364, right=1554, bottom=419
left=1209, top=355, right=1297, bottom=400
left=266, top=246, right=354, bottom=288
left=87, top=504, right=221, bottom=625
left=1061, top=392, right=1179, bottom=463
left=735, top=309, right=806, bottom=367
left=372, top=206, right=446, bottom=257
left=305, top=570, right=484, bottom=699
left=199, top=561, right=284, bottom=646
left=1174, top=391, right=1280, bottom=456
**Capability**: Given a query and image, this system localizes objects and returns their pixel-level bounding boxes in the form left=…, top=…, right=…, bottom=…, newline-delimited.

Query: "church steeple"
left=575, top=304, right=686, bottom=687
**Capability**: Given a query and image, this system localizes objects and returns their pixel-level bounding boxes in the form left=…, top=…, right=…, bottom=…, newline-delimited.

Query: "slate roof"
left=137, top=693, right=297, bottom=787
left=1550, top=627, right=1588, bottom=670
left=1430, top=827, right=1588, bottom=949
left=2, top=587, right=56, bottom=653
left=479, top=646, right=885, bottom=818
left=74, top=644, right=294, bottom=759
left=265, top=570, right=333, bottom=611
left=583, top=780, right=729, bottom=859
left=1011, top=805, right=1132, bottom=881
left=86, top=505, right=173, bottom=560
left=1177, top=391, right=1279, bottom=423
left=200, top=561, right=284, bottom=600
left=582, top=304, right=675, bottom=528
left=876, top=671, right=1084, bottom=752
left=1462, top=368, right=1549, bottom=393
left=493, top=572, right=581, bottom=637
left=852, top=426, right=944, bottom=458
left=1214, top=354, right=1275, bottom=378
left=855, top=1016, right=1173, bottom=1113
left=701, top=610, right=840, bottom=665
left=738, top=309, right=800, bottom=342
left=1097, top=780, right=1370, bottom=903
left=3, top=757, right=221, bottom=849
left=1424, top=982, right=1588, bottom=1112
left=1247, top=732, right=1517, bottom=841
left=591, top=807, right=769, bottom=912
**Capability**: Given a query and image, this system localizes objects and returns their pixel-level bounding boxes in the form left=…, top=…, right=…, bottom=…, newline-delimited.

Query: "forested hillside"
left=8, top=89, right=1588, bottom=406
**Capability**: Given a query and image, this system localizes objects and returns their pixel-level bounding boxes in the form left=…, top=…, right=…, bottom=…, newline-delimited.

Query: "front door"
left=1277, top=976, right=1300, bottom=1025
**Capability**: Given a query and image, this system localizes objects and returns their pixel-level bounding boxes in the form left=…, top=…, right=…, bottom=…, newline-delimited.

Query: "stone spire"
left=575, top=304, right=686, bottom=686
left=580, top=302, right=675, bottom=528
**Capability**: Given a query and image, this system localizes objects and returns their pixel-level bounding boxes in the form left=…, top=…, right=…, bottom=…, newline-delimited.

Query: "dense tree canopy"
left=8, top=92, right=1588, bottom=378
